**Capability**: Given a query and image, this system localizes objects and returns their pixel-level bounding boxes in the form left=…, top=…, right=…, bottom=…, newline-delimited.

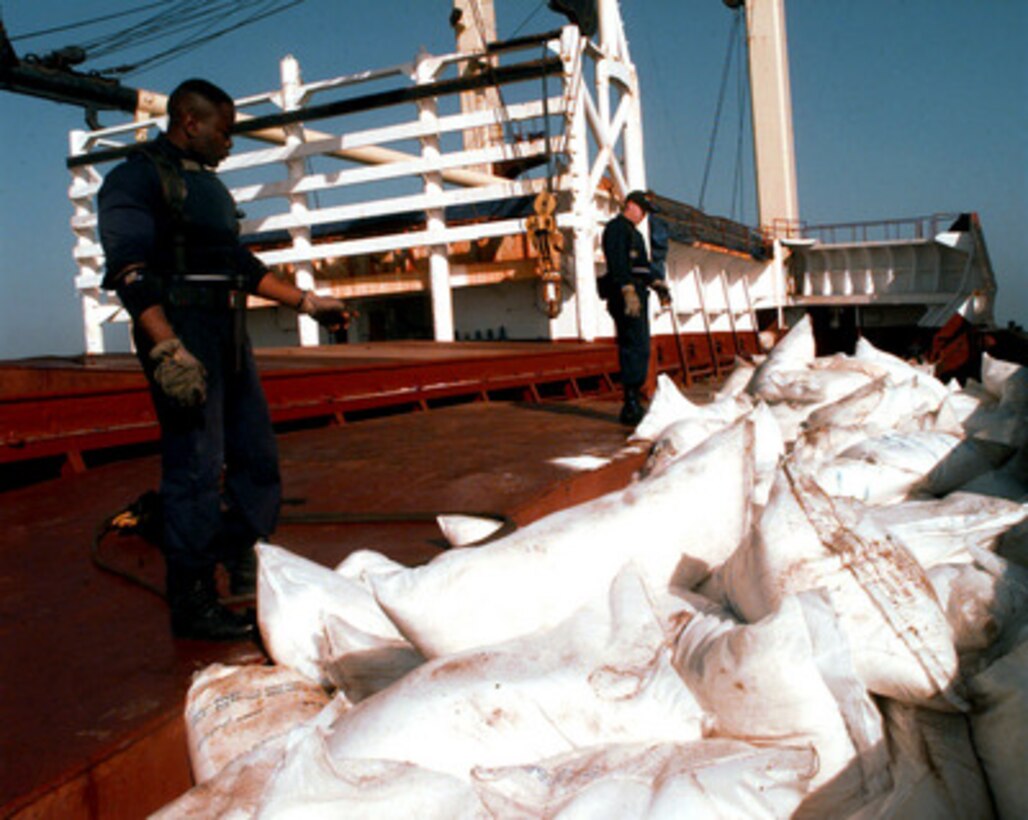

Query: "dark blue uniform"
left=600, top=213, right=653, bottom=389
left=98, top=135, right=281, bottom=575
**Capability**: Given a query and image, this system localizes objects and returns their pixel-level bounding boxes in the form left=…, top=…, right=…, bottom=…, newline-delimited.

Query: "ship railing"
left=770, top=213, right=965, bottom=245
left=66, top=22, right=647, bottom=353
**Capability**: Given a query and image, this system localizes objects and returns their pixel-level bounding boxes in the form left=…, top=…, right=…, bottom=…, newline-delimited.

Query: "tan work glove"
left=621, top=284, right=642, bottom=318
left=651, top=279, right=672, bottom=308
left=150, top=338, right=207, bottom=408
left=298, top=291, right=353, bottom=332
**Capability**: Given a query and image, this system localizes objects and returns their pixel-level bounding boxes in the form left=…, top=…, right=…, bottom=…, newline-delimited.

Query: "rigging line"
left=733, top=19, right=751, bottom=225
left=100, top=0, right=304, bottom=76
left=79, top=3, right=223, bottom=57
left=731, top=16, right=746, bottom=222
left=637, top=22, right=687, bottom=199
left=76, top=0, right=209, bottom=46
left=510, top=0, right=547, bottom=39
left=698, top=7, right=742, bottom=212
left=80, top=1, right=257, bottom=58
left=80, top=0, right=281, bottom=59
left=8, top=1, right=169, bottom=42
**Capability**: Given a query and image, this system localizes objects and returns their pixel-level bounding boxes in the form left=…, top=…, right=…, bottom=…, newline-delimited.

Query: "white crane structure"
left=65, top=0, right=996, bottom=359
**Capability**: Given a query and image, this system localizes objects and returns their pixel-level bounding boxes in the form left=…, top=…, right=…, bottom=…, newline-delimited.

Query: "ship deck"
left=0, top=342, right=715, bottom=818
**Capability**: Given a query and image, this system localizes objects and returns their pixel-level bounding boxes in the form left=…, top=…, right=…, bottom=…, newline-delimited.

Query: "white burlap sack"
left=853, top=337, right=949, bottom=401
left=804, top=377, right=941, bottom=436
left=472, top=739, right=817, bottom=820
left=813, top=431, right=993, bottom=505
left=640, top=415, right=726, bottom=479
left=718, top=466, right=963, bottom=707
left=153, top=730, right=290, bottom=819
left=981, top=351, right=1028, bottom=406
left=632, top=373, right=749, bottom=442
left=928, top=549, right=1028, bottom=667
left=330, top=568, right=706, bottom=780
left=968, top=633, right=1028, bottom=820
left=864, top=492, right=1028, bottom=569
left=257, top=543, right=423, bottom=699
left=672, top=591, right=886, bottom=802
left=714, top=358, right=757, bottom=400
left=255, top=729, right=488, bottom=820
left=184, top=663, right=331, bottom=784
left=434, top=514, right=506, bottom=547
left=746, top=315, right=817, bottom=402
left=374, top=420, right=754, bottom=659
left=957, top=440, right=1028, bottom=500
left=333, top=549, right=405, bottom=585
left=848, top=700, right=994, bottom=820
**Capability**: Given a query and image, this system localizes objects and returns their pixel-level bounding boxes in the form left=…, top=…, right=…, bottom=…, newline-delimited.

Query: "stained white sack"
left=956, top=440, right=1028, bottom=500
left=184, top=663, right=331, bottom=784
left=848, top=700, right=994, bottom=820
left=156, top=694, right=351, bottom=819
left=435, top=514, right=506, bottom=548
left=255, top=728, right=488, bottom=820
left=714, top=357, right=757, bottom=400
left=968, top=633, right=1028, bottom=820
left=980, top=351, right=1028, bottom=406
left=374, top=419, right=754, bottom=658
left=330, top=568, right=706, bottom=780
left=632, top=372, right=749, bottom=443
left=745, top=314, right=817, bottom=402
left=333, top=548, right=405, bottom=585
left=257, top=543, right=423, bottom=700
left=813, top=431, right=996, bottom=505
left=853, top=336, right=950, bottom=401
left=803, top=377, right=942, bottom=438
left=929, top=550, right=1028, bottom=663
left=642, top=399, right=782, bottom=505
left=718, top=465, right=962, bottom=707
left=997, top=517, right=1028, bottom=568
left=863, top=492, right=1028, bottom=569
left=472, top=739, right=817, bottom=820
left=672, top=591, right=886, bottom=804
left=153, top=731, right=291, bottom=819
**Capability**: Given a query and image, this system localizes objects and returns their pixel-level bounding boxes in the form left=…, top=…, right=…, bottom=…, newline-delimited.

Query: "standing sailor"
left=600, top=189, right=671, bottom=426
left=98, top=78, right=349, bottom=640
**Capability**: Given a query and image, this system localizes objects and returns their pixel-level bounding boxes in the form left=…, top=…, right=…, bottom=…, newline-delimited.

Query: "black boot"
left=223, top=544, right=258, bottom=599
left=619, top=386, right=646, bottom=426
left=213, top=516, right=260, bottom=600
left=166, top=565, right=255, bottom=641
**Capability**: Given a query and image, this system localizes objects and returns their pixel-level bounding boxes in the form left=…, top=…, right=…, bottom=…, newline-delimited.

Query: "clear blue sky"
left=1, top=0, right=1024, bottom=359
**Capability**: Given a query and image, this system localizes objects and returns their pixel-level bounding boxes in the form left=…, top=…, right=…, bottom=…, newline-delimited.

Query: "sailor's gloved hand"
left=621, top=284, right=642, bottom=318
left=298, top=291, right=353, bottom=332
left=149, top=338, right=207, bottom=408
left=651, top=279, right=672, bottom=308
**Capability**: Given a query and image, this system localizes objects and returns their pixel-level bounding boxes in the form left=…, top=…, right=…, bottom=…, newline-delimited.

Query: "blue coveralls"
left=600, top=213, right=653, bottom=389
left=98, top=135, right=281, bottom=573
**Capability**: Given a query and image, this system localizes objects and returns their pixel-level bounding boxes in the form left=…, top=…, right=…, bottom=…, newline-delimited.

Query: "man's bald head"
left=167, top=79, right=234, bottom=129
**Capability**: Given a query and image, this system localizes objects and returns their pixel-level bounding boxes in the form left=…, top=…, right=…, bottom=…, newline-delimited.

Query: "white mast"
left=743, top=0, right=800, bottom=238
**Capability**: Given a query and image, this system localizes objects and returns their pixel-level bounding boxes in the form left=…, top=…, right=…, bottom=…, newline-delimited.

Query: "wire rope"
left=8, top=1, right=169, bottom=42
left=509, top=0, right=547, bottom=39
left=698, top=7, right=742, bottom=211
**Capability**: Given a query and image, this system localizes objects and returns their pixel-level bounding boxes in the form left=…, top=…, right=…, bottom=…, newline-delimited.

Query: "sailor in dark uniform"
left=600, top=190, right=671, bottom=426
left=98, top=78, right=350, bottom=640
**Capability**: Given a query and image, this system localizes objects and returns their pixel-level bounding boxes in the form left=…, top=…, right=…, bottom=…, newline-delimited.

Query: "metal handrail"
left=772, top=213, right=964, bottom=245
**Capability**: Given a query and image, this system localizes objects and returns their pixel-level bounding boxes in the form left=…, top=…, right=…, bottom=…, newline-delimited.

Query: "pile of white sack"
left=157, top=316, right=1027, bottom=819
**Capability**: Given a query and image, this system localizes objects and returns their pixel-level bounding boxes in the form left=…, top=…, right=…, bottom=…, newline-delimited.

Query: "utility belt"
left=162, top=274, right=247, bottom=310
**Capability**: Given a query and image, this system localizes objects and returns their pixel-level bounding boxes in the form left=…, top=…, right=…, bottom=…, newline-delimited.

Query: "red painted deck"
left=0, top=342, right=728, bottom=818
left=0, top=335, right=751, bottom=482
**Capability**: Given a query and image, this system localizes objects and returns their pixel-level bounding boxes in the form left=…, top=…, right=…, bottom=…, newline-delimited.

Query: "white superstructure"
left=66, top=0, right=996, bottom=356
